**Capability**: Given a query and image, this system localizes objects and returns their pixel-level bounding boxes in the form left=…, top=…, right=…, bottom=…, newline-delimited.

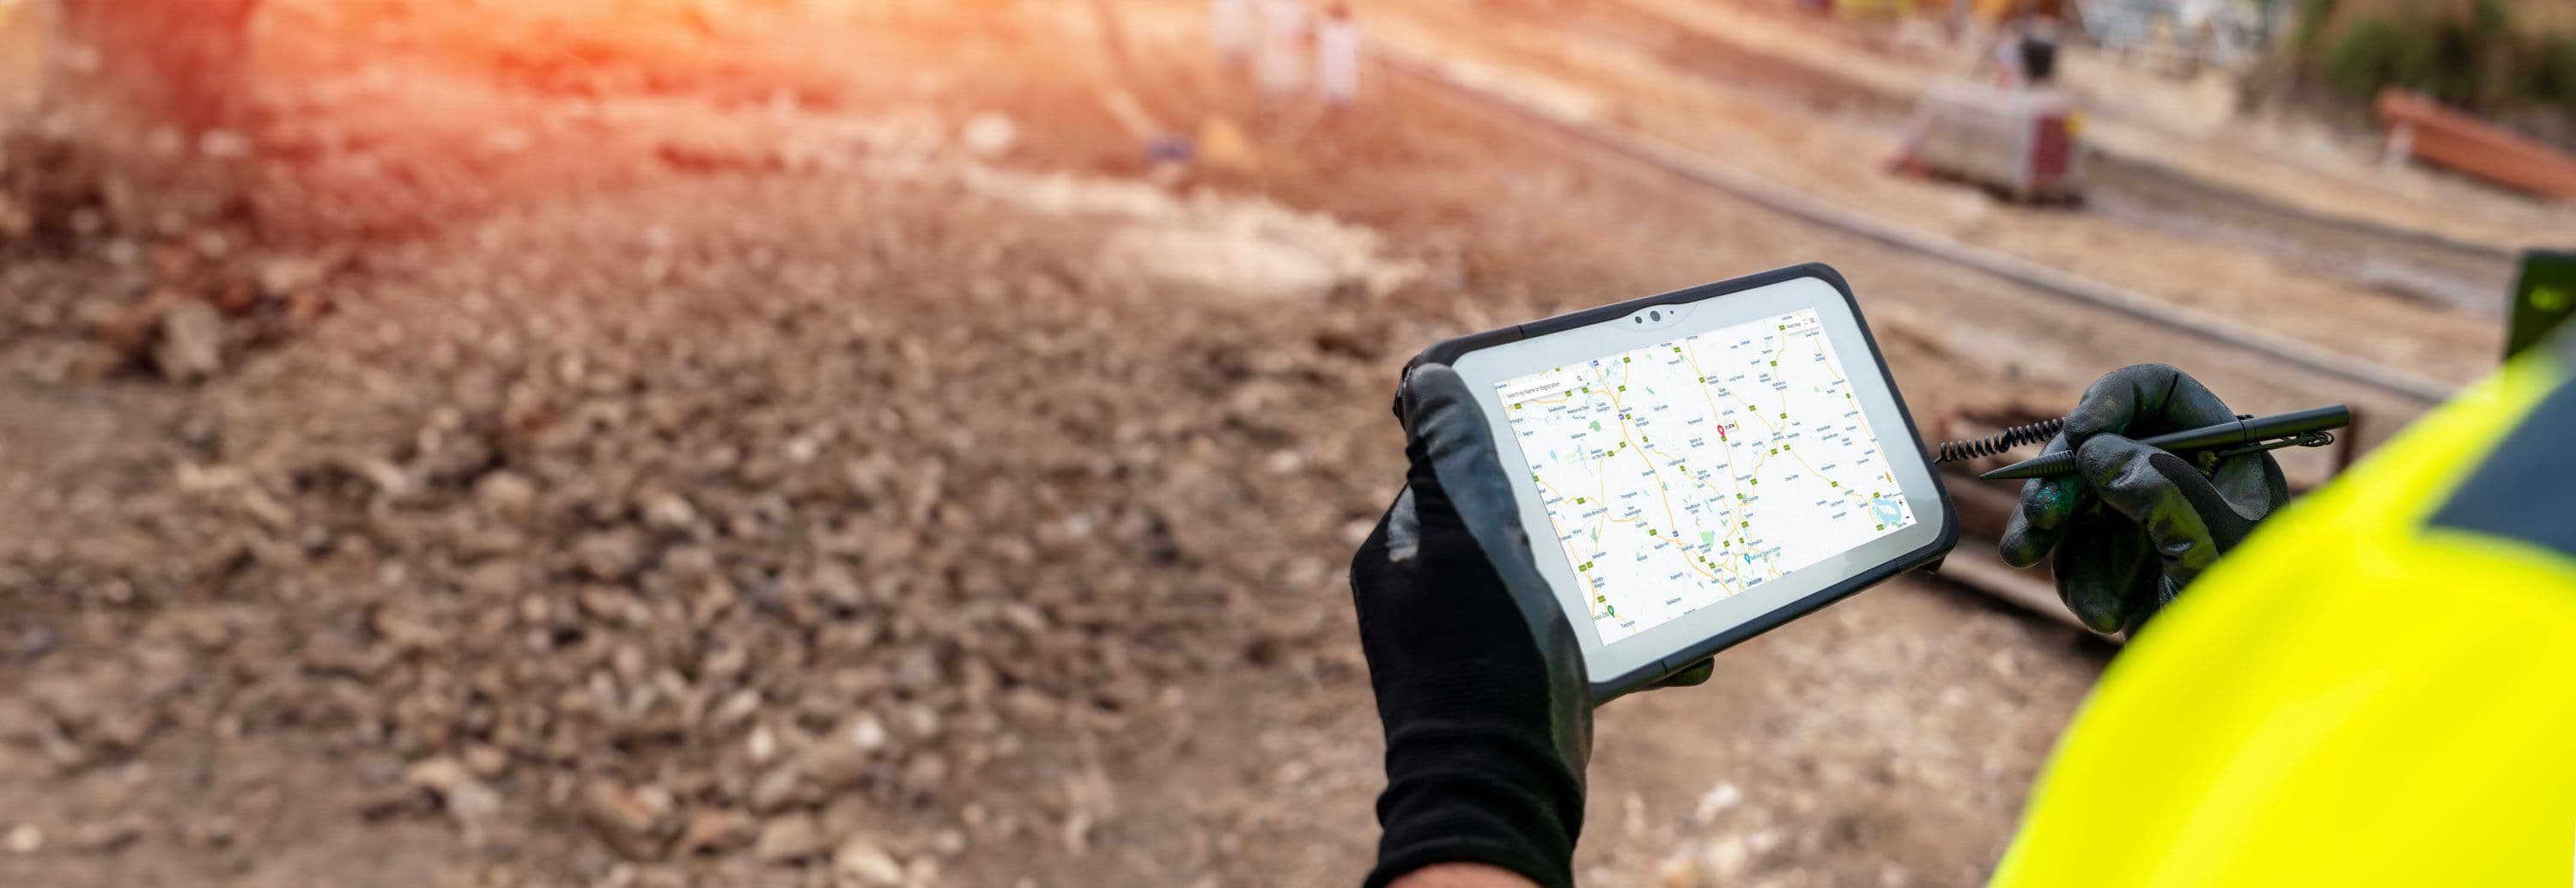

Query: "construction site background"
left=2289, top=0, right=2576, bottom=139
left=0, top=1, right=2567, bottom=885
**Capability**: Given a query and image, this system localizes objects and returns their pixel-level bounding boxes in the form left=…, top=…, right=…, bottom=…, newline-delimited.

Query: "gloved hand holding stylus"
left=1999, top=364, right=2292, bottom=634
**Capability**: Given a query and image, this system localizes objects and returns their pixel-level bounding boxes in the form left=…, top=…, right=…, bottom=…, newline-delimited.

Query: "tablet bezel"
left=1426, top=264, right=1956, bottom=699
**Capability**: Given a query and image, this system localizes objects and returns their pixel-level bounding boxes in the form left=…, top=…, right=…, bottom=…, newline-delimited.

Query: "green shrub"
left=2318, top=0, right=2543, bottom=109
left=2324, top=15, right=2425, bottom=94
left=2539, top=35, right=2576, bottom=112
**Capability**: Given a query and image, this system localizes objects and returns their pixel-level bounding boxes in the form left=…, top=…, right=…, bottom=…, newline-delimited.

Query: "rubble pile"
left=0, top=165, right=1406, bottom=878
left=0, top=126, right=345, bottom=386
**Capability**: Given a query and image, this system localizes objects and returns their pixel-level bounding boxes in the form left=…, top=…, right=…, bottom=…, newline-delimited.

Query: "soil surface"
left=0, top=1, right=2540, bottom=885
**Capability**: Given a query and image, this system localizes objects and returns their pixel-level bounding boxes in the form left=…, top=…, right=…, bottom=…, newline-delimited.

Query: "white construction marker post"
left=1255, top=0, right=1308, bottom=100
left=1316, top=3, right=1358, bottom=107
left=1212, top=0, right=1250, bottom=66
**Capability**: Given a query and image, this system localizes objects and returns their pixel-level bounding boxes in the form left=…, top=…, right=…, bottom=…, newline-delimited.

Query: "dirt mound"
left=0, top=161, right=1407, bottom=882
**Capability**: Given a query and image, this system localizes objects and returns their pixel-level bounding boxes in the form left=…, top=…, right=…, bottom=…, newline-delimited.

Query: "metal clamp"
left=2214, top=429, right=2336, bottom=459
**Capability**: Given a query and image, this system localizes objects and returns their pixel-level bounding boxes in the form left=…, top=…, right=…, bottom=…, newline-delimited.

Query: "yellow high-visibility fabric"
left=1992, top=353, right=2576, bottom=887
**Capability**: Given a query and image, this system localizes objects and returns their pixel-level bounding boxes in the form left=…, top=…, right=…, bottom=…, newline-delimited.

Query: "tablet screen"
left=1494, top=307, right=1919, bottom=645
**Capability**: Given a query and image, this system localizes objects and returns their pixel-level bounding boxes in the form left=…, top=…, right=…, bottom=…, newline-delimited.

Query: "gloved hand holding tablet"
left=1388, top=263, right=1955, bottom=700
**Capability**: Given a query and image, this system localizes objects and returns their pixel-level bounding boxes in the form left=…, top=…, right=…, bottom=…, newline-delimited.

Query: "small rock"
left=1697, top=834, right=1751, bottom=880
left=445, top=781, right=504, bottom=843
left=406, top=757, right=505, bottom=843
left=475, top=471, right=538, bottom=521
left=641, top=491, right=698, bottom=532
left=804, top=715, right=889, bottom=788
left=781, top=435, right=822, bottom=465
left=464, top=745, right=510, bottom=778
left=1692, top=782, right=1741, bottom=824
left=747, top=763, right=812, bottom=814
left=811, top=562, right=863, bottom=611
left=579, top=585, right=644, bottom=623
left=576, top=529, right=647, bottom=581
left=898, top=751, right=948, bottom=797
left=831, top=835, right=904, bottom=885
left=750, top=812, right=825, bottom=864
left=403, top=757, right=476, bottom=795
left=899, top=702, right=939, bottom=740
left=893, top=651, right=940, bottom=691
left=154, top=300, right=226, bottom=382
left=3, top=824, right=40, bottom=854
left=257, top=257, right=328, bottom=299
left=581, top=781, right=672, bottom=861
left=677, top=808, right=755, bottom=855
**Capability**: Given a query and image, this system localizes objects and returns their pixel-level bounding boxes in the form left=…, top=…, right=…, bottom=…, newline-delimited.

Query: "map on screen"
left=1495, top=307, right=1917, bottom=645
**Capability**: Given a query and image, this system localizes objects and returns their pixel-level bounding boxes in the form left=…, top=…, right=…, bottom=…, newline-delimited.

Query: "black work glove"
left=1350, top=363, right=1710, bottom=888
left=1999, top=364, right=2290, bottom=635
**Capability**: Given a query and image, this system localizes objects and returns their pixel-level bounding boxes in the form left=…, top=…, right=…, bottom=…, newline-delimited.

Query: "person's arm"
left=1349, top=364, right=1592, bottom=888
left=1350, top=364, right=1710, bottom=888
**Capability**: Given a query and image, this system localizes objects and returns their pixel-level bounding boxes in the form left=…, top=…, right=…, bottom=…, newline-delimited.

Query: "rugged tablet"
left=1416, top=264, right=1957, bottom=697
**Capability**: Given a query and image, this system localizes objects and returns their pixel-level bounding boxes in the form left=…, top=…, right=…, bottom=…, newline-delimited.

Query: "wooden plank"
left=1935, top=538, right=2093, bottom=632
left=2378, top=88, right=2576, bottom=200
left=1936, top=465, right=2096, bottom=632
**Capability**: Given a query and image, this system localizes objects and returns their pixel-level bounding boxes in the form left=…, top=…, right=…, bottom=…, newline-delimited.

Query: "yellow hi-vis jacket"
left=1992, top=342, right=2576, bottom=886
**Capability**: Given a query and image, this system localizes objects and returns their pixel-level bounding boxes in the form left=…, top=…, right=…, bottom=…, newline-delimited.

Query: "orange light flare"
left=253, top=0, right=894, bottom=110
left=0, top=2, right=39, bottom=119
left=228, top=0, right=1034, bottom=236
left=254, top=0, right=1050, bottom=136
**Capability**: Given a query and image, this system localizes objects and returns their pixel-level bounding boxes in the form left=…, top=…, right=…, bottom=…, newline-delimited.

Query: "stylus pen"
left=1978, top=404, right=2352, bottom=481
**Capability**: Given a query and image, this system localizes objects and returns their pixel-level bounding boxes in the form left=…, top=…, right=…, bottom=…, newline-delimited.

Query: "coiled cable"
left=1935, top=417, right=2064, bottom=463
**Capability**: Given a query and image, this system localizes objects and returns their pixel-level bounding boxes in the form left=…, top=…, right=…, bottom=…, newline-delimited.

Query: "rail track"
left=1363, top=43, right=2469, bottom=629
left=1375, top=48, right=2458, bottom=408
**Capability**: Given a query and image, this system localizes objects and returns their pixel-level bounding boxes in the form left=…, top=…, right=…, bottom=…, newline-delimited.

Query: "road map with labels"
left=1496, top=307, right=1917, bottom=645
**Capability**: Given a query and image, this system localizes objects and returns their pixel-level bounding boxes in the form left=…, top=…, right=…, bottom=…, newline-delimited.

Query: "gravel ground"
left=0, top=158, right=2105, bottom=879
left=0, top=151, right=1430, bottom=885
left=26, top=1, right=2484, bottom=884
left=1343, top=0, right=2516, bottom=389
